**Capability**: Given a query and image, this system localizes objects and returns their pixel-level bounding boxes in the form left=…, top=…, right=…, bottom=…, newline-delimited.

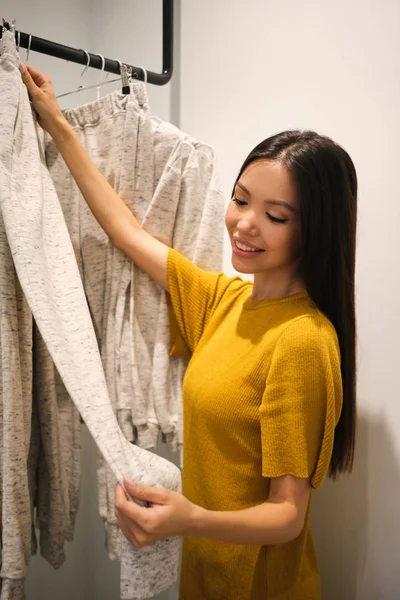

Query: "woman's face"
left=225, top=159, right=302, bottom=281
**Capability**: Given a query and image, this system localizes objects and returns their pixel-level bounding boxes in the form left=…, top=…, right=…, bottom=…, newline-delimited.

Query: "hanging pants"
left=0, top=210, right=32, bottom=600
left=0, top=31, right=181, bottom=600
left=32, top=323, right=81, bottom=568
left=45, top=86, right=225, bottom=561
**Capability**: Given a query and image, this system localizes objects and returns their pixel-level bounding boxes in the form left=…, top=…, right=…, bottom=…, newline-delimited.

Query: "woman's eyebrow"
left=264, top=199, right=296, bottom=212
left=236, top=182, right=295, bottom=212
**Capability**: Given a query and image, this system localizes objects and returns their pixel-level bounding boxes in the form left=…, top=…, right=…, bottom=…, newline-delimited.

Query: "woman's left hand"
left=115, top=480, right=199, bottom=548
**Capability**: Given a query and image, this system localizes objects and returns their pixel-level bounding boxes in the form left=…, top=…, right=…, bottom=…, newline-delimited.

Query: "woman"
left=20, top=63, right=357, bottom=600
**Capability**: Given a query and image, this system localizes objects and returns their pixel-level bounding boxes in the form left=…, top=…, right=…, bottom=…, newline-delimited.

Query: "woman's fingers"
left=19, top=63, right=65, bottom=134
left=25, top=63, right=51, bottom=89
left=124, top=480, right=170, bottom=505
left=19, top=63, right=40, bottom=98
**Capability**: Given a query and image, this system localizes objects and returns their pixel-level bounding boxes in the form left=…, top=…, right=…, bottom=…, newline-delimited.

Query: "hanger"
left=137, top=66, right=148, bottom=85
left=1, top=18, right=16, bottom=37
left=56, top=50, right=120, bottom=100
left=96, top=53, right=105, bottom=101
left=1, top=19, right=23, bottom=59
left=1, top=18, right=13, bottom=34
left=120, top=62, right=132, bottom=95
left=26, top=33, right=32, bottom=62
left=78, top=50, right=90, bottom=90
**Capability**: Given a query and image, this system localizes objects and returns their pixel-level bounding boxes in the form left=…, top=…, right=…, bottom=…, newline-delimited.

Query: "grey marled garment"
left=0, top=31, right=181, bottom=600
left=124, top=87, right=225, bottom=452
left=23, top=323, right=79, bottom=573
left=0, top=580, right=26, bottom=600
left=33, top=323, right=81, bottom=568
left=0, top=209, right=32, bottom=600
left=45, top=87, right=225, bottom=561
left=45, top=91, right=150, bottom=562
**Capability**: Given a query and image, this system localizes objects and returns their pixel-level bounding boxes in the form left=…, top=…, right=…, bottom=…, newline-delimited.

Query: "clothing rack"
left=0, top=0, right=173, bottom=85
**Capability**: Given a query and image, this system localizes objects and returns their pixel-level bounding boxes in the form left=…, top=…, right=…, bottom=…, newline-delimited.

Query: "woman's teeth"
left=235, top=241, right=261, bottom=252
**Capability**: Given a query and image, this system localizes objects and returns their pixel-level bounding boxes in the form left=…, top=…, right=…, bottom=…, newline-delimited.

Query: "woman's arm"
left=115, top=475, right=311, bottom=548
left=192, top=475, right=311, bottom=545
left=20, top=64, right=169, bottom=291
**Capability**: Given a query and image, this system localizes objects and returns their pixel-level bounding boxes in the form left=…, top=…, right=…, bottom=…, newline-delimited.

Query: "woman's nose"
left=237, top=214, right=258, bottom=235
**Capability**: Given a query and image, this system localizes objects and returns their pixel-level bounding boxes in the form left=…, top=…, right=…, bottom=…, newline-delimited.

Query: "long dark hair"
left=234, top=130, right=357, bottom=477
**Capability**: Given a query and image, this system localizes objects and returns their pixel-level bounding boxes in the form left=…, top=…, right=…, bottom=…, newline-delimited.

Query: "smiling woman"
left=226, top=160, right=304, bottom=300
left=19, top=63, right=356, bottom=600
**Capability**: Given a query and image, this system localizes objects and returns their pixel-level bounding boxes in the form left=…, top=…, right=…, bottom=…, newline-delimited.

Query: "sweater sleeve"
left=259, top=316, right=343, bottom=489
left=166, top=248, right=244, bottom=359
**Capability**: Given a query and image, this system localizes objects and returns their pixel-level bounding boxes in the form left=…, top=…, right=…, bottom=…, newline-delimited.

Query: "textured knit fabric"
left=45, top=91, right=155, bottom=560
left=46, top=85, right=225, bottom=451
left=0, top=35, right=33, bottom=600
left=0, top=31, right=181, bottom=600
left=166, top=249, right=343, bottom=600
left=44, top=86, right=225, bottom=560
left=0, top=210, right=32, bottom=600
left=32, top=324, right=81, bottom=568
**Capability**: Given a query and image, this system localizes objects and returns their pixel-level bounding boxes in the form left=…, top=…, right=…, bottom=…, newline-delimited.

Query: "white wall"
left=179, top=1, right=400, bottom=599
left=89, top=0, right=172, bottom=122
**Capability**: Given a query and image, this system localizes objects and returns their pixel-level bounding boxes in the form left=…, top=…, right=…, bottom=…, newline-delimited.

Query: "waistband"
left=62, top=81, right=149, bottom=128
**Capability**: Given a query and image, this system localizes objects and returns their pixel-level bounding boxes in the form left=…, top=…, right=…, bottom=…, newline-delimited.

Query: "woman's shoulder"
left=277, top=308, right=339, bottom=357
left=168, top=247, right=251, bottom=295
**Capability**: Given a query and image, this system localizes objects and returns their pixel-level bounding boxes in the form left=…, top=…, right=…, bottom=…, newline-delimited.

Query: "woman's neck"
left=251, top=270, right=306, bottom=301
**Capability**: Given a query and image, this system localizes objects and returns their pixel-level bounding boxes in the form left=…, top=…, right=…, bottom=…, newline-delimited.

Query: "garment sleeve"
left=177, top=145, right=225, bottom=273
left=166, top=248, right=243, bottom=359
left=260, top=316, right=343, bottom=489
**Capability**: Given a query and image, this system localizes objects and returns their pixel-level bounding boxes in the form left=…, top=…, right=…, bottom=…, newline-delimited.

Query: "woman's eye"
left=233, top=197, right=247, bottom=207
left=266, top=213, right=288, bottom=224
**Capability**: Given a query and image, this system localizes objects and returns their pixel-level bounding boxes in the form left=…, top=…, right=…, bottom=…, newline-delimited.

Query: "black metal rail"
left=0, top=0, right=173, bottom=85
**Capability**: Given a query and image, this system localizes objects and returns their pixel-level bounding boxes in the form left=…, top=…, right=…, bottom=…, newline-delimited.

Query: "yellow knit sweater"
left=166, top=249, right=342, bottom=600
